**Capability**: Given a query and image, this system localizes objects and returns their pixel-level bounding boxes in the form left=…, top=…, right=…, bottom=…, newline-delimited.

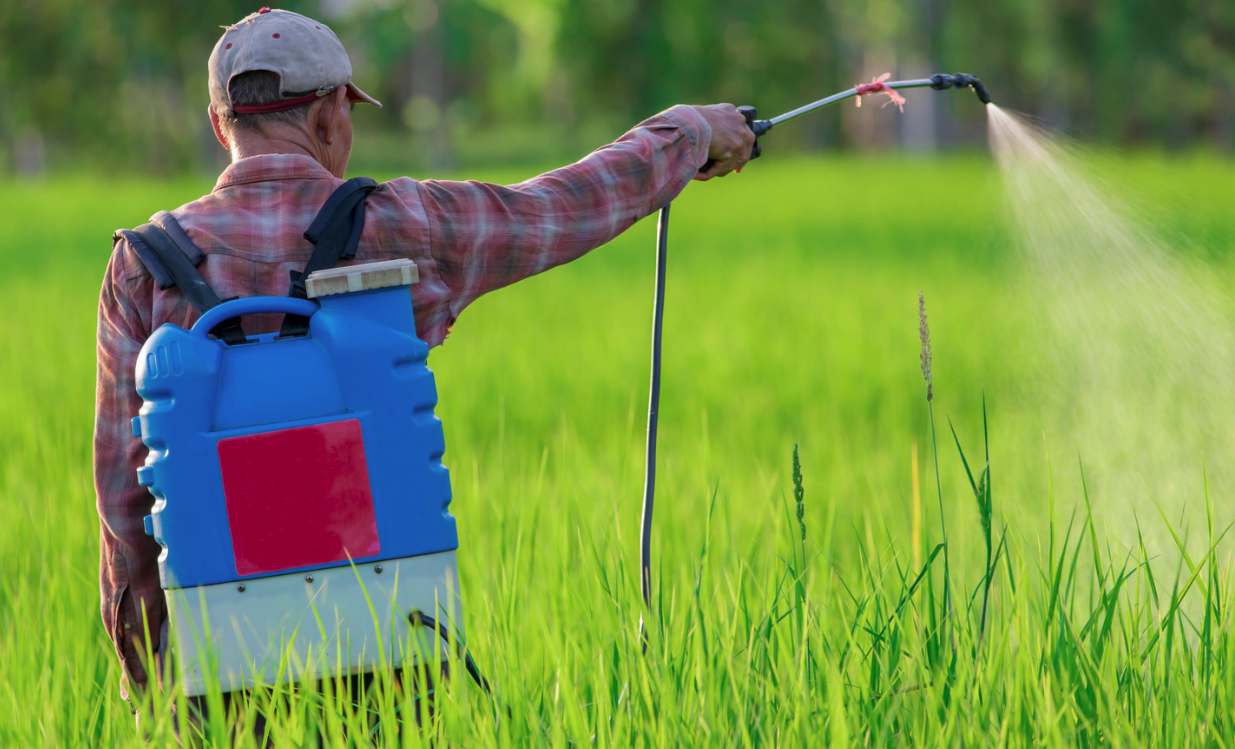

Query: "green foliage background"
left=0, top=0, right=1232, bottom=174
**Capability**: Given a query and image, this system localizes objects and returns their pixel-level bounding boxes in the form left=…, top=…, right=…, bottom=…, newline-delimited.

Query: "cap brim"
left=346, top=82, right=382, bottom=108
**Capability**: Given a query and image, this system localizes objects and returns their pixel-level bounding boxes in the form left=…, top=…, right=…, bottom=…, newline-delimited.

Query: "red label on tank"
left=218, top=419, right=380, bottom=576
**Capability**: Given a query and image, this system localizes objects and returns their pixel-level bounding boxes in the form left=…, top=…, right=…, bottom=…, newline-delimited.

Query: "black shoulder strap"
left=279, top=177, right=379, bottom=336
left=122, top=212, right=247, bottom=345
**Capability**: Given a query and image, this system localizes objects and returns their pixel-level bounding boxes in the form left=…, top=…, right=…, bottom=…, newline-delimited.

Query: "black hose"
left=638, top=204, right=670, bottom=653
left=406, top=610, right=491, bottom=693
left=633, top=78, right=992, bottom=655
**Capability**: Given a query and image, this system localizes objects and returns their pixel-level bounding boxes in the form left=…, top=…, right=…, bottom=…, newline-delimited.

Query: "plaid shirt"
left=95, top=105, right=710, bottom=696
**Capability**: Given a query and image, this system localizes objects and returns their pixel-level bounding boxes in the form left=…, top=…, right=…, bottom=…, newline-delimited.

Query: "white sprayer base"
left=167, top=551, right=461, bottom=696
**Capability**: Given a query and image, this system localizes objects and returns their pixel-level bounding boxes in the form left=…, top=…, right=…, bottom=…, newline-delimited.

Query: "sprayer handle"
left=698, top=105, right=769, bottom=174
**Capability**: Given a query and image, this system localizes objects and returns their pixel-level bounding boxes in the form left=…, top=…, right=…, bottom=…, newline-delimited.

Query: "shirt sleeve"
left=415, top=104, right=711, bottom=335
left=94, top=239, right=165, bottom=697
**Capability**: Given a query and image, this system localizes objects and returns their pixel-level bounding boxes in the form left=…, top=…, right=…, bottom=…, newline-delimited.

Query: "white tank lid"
left=305, top=258, right=418, bottom=298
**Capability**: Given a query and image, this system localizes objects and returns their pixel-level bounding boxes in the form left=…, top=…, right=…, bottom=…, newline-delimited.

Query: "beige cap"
left=208, top=8, right=381, bottom=117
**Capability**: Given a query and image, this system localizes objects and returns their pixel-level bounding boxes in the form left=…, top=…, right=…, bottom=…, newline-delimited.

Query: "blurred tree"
left=0, top=0, right=1230, bottom=175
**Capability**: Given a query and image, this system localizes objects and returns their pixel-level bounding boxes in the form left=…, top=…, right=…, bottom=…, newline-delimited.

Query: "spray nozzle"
left=930, top=73, right=992, bottom=105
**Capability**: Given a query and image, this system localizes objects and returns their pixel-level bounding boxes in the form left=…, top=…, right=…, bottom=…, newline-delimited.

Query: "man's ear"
left=315, top=87, right=350, bottom=146
left=209, top=105, right=230, bottom=150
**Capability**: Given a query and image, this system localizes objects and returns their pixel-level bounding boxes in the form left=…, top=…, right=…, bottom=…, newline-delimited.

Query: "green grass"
left=2, top=154, right=1235, bottom=746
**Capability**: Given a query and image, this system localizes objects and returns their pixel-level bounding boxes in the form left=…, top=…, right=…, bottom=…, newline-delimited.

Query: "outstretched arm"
left=410, top=104, right=754, bottom=329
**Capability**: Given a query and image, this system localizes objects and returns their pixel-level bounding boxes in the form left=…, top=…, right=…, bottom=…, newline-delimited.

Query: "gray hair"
left=216, top=70, right=310, bottom=141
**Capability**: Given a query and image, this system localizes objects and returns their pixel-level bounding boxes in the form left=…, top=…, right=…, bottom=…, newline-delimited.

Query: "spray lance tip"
left=930, top=73, right=992, bottom=105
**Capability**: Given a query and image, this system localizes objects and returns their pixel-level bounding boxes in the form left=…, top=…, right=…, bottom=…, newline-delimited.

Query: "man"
left=94, top=7, right=755, bottom=707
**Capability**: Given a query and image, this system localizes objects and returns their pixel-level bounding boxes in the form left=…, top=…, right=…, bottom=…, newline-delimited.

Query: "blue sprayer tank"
left=134, top=259, right=460, bottom=695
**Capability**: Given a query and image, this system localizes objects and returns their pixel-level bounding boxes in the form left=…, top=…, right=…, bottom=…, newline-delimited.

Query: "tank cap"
left=305, top=258, right=419, bottom=299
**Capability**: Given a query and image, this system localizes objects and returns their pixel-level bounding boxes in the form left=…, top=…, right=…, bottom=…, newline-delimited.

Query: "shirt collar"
left=214, top=153, right=337, bottom=191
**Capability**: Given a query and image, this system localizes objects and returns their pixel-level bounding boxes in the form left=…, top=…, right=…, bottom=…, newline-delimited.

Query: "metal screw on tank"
left=375, top=565, right=383, bottom=574
left=237, top=584, right=246, bottom=593
left=305, top=575, right=314, bottom=583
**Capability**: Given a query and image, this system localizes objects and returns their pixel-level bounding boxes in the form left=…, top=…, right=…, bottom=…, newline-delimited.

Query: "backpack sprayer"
left=637, top=73, right=992, bottom=639
left=129, top=72, right=990, bottom=700
left=128, top=180, right=474, bottom=697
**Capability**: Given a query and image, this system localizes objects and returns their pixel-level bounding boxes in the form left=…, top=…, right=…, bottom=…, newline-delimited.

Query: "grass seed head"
left=792, top=443, right=806, bottom=543
left=919, top=291, right=933, bottom=402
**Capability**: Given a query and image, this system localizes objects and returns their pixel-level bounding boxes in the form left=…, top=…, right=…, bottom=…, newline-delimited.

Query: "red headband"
left=231, top=85, right=361, bottom=115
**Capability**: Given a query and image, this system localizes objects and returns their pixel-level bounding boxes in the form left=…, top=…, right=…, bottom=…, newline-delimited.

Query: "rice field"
left=2, top=153, right=1235, bottom=746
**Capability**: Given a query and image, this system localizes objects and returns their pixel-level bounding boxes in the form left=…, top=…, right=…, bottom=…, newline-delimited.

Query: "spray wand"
left=637, top=72, right=992, bottom=647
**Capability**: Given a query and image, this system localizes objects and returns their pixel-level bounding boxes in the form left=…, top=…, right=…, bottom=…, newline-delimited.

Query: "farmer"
left=94, top=7, right=753, bottom=715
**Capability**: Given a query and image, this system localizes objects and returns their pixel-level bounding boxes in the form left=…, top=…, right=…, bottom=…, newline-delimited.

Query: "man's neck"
left=228, top=130, right=348, bottom=177
left=229, top=132, right=319, bottom=164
